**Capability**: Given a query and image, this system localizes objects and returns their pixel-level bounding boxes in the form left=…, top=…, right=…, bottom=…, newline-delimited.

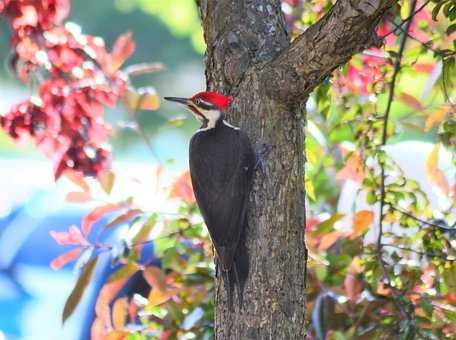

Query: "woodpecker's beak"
left=164, top=97, right=190, bottom=106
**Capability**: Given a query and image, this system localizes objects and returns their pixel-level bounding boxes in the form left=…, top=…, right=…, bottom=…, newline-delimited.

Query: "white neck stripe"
left=223, top=120, right=240, bottom=130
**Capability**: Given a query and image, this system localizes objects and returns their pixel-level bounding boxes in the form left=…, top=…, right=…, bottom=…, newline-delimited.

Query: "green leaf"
left=62, top=257, right=98, bottom=324
left=315, top=264, right=328, bottom=281
left=447, top=23, right=456, bottom=36
left=432, top=1, right=445, bottom=21
left=420, top=297, right=433, bottom=318
left=305, top=178, right=316, bottom=201
left=313, top=213, right=345, bottom=235
left=108, top=262, right=138, bottom=283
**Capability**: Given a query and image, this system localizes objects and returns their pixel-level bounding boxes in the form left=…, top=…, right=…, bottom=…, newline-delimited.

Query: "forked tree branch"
left=262, top=0, right=395, bottom=103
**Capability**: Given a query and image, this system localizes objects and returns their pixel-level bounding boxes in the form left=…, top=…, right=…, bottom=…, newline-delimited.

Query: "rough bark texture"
left=197, top=0, right=393, bottom=339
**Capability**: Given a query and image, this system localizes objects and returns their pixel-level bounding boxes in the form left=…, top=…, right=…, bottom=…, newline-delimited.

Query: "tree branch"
left=262, top=0, right=395, bottom=103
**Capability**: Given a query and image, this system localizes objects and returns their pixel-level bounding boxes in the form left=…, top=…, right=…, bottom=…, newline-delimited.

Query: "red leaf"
left=414, top=63, right=436, bottom=74
left=91, top=317, right=106, bottom=340
left=336, top=152, right=365, bottom=183
left=109, top=32, right=135, bottom=73
left=170, top=171, right=195, bottom=204
left=95, top=279, right=129, bottom=330
left=159, top=330, right=172, bottom=340
left=105, top=209, right=143, bottom=229
left=318, top=231, right=343, bottom=251
left=344, top=257, right=363, bottom=301
left=50, top=225, right=88, bottom=246
left=50, top=248, right=82, bottom=270
left=128, top=299, right=138, bottom=324
left=82, top=203, right=124, bottom=236
left=344, top=273, right=362, bottom=302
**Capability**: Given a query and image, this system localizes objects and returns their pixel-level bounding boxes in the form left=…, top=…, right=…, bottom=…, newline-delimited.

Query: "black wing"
left=189, top=124, right=255, bottom=270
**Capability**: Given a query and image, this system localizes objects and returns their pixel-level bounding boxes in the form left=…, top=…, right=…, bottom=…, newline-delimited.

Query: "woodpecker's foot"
left=254, top=143, right=273, bottom=174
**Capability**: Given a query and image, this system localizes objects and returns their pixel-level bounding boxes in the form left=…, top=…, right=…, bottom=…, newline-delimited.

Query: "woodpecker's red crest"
left=191, top=91, right=231, bottom=112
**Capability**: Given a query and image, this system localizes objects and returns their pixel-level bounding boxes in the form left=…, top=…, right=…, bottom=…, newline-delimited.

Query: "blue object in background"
left=0, top=159, right=162, bottom=340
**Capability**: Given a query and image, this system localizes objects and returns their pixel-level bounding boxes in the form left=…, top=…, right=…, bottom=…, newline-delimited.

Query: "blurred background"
left=0, top=1, right=204, bottom=339
left=0, top=0, right=454, bottom=339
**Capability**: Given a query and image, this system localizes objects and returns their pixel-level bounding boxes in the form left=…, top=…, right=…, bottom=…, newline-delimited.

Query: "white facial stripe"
left=199, top=108, right=221, bottom=129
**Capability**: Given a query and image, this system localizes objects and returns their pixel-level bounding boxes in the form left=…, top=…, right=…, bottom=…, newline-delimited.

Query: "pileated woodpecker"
left=164, top=91, right=255, bottom=306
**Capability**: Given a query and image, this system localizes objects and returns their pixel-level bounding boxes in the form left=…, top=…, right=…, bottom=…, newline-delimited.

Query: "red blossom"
left=0, top=0, right=132, bottom=178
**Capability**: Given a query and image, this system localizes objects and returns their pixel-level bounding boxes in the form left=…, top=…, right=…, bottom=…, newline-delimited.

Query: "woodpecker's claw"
left=254, top=143, right=274, bottom=174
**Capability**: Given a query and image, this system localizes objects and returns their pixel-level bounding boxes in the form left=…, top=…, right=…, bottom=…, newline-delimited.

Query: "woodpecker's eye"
left=194, top=98, right=201, bottom=105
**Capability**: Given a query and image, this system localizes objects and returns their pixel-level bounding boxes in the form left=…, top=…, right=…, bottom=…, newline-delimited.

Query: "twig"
left=376, top=0, right=419, bottom=328
left=391, top=206, right=456, bottom=232
left=381, top=0, right=432, bottom=39
left=381, top=244, right=456, bottom=262
left=388, top=20, right=456, bottom=58
left=130, top=92, right=162, bottom=163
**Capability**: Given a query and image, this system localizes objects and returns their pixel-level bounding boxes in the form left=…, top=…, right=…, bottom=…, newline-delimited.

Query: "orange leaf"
left=50, top=248, right=81, bottom=270
left=66, top=191, right=92, bottom=203
left=336, top=152, right=365, bottom=183
left=82, top=203, right=124, bottom=236
left=318, top=231, right=343, bottom=251
left=425, top=144, right=449, bottom=195
left=125, top=87, right=160, bottom=112
left=398, top=92, right=423, bottom=111
left=351, top=210, right=374, bottom=239
left=109, top=32, right=135, bottom=73
left=170, top=171, right=195, bottom=204
left=65, top=171, right=90, bottom=192
left=112, top=297, right=127, bottom=330
left=425, top=105, right=450, bottom=131
left=105, top=331, right=129, bottom=340
left=377, top=282, right=390, bottom=296
left=143, top=266, right=167, bottom=292
left=148, top=287, right=175, bottom=307
left=98, top=171, right=116, bottom=194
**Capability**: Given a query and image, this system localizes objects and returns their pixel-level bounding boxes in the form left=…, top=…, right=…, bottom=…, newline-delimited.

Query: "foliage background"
left=0, top=0, right=455, bottom=339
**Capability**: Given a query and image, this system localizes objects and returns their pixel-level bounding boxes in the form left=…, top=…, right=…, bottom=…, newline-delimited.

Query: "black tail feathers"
left=221, top=240, right=249, bottom=309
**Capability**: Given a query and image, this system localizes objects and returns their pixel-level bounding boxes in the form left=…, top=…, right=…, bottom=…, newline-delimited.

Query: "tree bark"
left=197, top=0, right=393, bottom=338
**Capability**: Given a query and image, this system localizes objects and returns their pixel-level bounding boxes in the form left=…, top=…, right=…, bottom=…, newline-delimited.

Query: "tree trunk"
left=197, top=0, right=394, bottom=338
